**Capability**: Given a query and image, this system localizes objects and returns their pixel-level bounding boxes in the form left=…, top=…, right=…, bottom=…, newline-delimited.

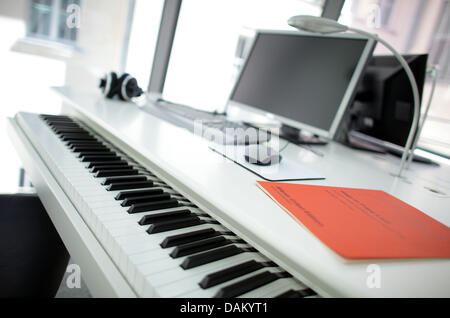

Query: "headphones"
left=99, top=72, right=143, bottom=101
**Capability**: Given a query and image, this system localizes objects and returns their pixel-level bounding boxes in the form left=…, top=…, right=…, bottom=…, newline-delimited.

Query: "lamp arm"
left=348, top=27, right=421, bottom=177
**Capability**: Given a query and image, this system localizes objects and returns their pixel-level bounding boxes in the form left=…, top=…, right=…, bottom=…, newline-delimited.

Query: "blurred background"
left=0, top=0, right=449, bottom=194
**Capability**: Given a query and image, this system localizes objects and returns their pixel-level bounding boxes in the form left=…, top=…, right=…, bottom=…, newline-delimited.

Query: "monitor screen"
left=352, top=54, right=428, bottom=147
left=229, top=31, right=374, bottom=138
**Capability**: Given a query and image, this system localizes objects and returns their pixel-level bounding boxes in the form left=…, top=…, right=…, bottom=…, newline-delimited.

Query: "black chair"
left=0, top=193, right=69, bottom=297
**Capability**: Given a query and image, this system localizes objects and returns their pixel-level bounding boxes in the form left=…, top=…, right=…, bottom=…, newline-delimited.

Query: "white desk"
left=10, top=86, right=450, bottom=297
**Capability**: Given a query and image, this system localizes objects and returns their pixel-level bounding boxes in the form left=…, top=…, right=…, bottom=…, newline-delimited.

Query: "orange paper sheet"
left=257, top=181, right=450, bottom=259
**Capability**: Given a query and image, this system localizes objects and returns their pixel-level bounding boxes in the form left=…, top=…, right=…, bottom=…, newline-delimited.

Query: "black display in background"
left=351, top=54, right=428, bottom=147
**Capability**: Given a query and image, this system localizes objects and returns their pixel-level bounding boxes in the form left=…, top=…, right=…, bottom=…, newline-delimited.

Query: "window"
left=125, top=0, right=165, bottom=90
left=28, top=0, right=80, bottom=45
left=340, top=0, right=450, bottom=158
left=162, top=0, right=324, bottom=112
left=418, top=1, right=450, bottom=158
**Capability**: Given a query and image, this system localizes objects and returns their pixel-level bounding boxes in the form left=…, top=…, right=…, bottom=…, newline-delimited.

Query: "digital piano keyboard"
left=9, top=112, right=315, bottom=298
left=7, top=87, right=450, bottom=298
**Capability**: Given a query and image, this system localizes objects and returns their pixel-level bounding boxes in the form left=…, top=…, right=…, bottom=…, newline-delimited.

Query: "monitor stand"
left=346, top=130, right=436, bottom=164
left=346, top=132, right=387, bottom=154
left=279, top=124, right=328, bottom=145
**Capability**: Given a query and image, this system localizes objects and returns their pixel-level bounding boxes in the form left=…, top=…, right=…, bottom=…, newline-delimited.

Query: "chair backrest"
left=0, top=193, right=69, bottom=298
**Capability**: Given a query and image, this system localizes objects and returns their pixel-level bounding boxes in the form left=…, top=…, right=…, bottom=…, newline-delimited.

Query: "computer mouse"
left=244, top=144, right=282, bottom=166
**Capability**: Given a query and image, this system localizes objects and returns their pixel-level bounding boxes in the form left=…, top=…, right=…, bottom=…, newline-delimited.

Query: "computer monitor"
left=226, top=30, right=376, bottom=140
left=350, top=54, right=428, bottom=147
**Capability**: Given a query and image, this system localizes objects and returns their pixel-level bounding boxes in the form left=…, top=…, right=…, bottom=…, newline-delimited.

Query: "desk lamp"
left=288, top=15, right=420, bottom=178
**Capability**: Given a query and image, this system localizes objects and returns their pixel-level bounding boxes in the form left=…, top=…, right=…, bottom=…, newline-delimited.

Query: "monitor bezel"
left=226, top=29, right=376, bottom=139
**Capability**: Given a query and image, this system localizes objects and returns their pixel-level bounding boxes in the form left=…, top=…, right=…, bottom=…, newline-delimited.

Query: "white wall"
left=64, top=0, right=131, bottom=90
left=0, top=0, right=27, bottom=20
left=0, top=0, right=131, bottom=192
left=0, top=10, right=66, bottom=192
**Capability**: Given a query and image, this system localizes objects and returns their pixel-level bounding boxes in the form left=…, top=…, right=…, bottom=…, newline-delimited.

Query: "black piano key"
left=297, top=288, right=316, bottom=297
left=106, top=180, right=154, bottom=191
left=51, top=126, right=79, bottom=130
left=160, top=228, right=220, bottom=248
left=81, top=155, right=121, bottom=162
left=48, top=119, right=76, bottom=123
left=78, top=152, right=116, bottom=158
left=50, top=125, right=79, bottom=128
left=61, top=135, right=93, bottom=140
left=91, top=163, right=134, bottom=172
left=72, top=146, right=111, bottom=153
left=199, top=260, right=265, bottom=289
left=44, top=116, right=74, bottom=120
left=146, top=216, right=204, bottom=234
left=64, top=135, right=95, bottom=140
left=70, top=144, right=106, bottom=150
left=69, top=141, right=104, bottom=147
left=49, top=121, right=80, bottom=125
left=67, top=138, right=100, bottom=146
left=121, top=193, right=171, bottom=207
left=95, top=169, right=138, bottom=178
left=55, top=129, right=87, bottom=134
left=128, top=199, right=179, bottom=214
left=61, top=131, right=91, bottom=136
left=58, top=130, right=91, bottom=135
left=47, top=119, right=76, bottom=122
left=180, top=245, right=244, bottom=270
left=88, top=160, right=128, bottom=168
left=48, top=120, right=77, bottom=124
left=66, top=139, right=99, bottom=144
left=102, top=175, right=147, bottom=185
left=58, top=132, right=92, bottom=137
left=91, top=164, right=132, bottom=172
left=275, top=288, right=316, bottom=298
left=48, top=118, right=77, bottom=122
left=49, top=123, right=79, bottom=128
left=62, top=135, right=97, bottom=141
left=53, top=126, right=81, bottom=130
left=44, top=120, right=73, bottom=124
left=70, top=141, right=107, bottom=146
left=170, top=236, right=230, bottom=259
left=213, top=271, right=280, bottom=298
left=56, top=127, right=87, bottom=131
left=77, top=150, right=115, bottom=155
left=274, top=289, right=301, bottom=298
left=57, top=131, right=88, bottom=136
left=138, top=209, right=192, bottom=225
left=41, top=115, right=73, bottom=121
left=47, top=117, right=76, bottom=121
left=115, top=188, right=164, bottom=200
left=42, top=114, right=71, bottom=117
left=49, top=120, right=77, bottom=123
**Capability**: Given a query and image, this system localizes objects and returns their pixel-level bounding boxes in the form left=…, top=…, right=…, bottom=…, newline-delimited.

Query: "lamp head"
left=288, top=15, right=348, bottom=34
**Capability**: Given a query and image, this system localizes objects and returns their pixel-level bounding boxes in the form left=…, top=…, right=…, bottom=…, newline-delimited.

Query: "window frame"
left=26, top=0, right=81, bottom=47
